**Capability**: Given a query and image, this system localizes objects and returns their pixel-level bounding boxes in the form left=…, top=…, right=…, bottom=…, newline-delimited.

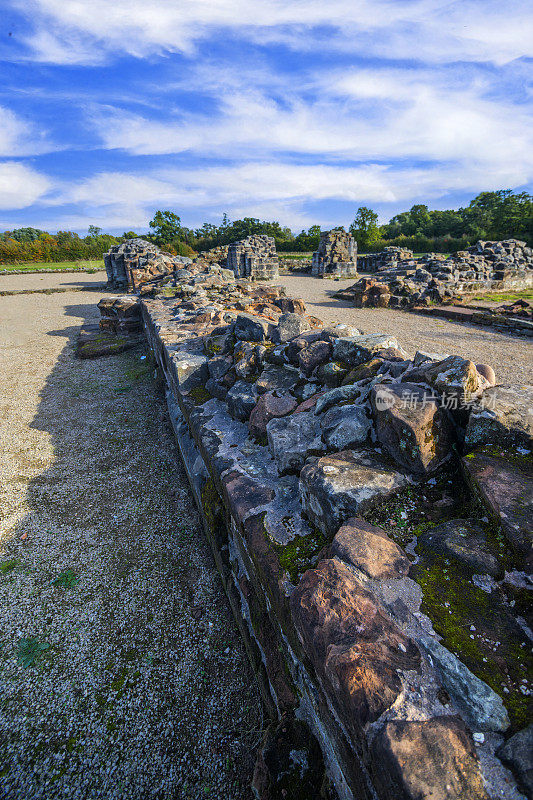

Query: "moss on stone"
left=188, top=386, right=211, bottom=405
left=413, top=556, right=533, bottom=731
left=273, top=526, right=329, bottom=584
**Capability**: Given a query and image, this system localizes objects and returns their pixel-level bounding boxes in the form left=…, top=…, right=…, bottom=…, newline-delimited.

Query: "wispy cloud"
left=10, top=0, right=533, bottom=65
left=0, top=106, right=51, bottom=157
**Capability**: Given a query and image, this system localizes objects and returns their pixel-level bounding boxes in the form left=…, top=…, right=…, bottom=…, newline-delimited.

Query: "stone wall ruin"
left=312, top=229, right=358, bottom=278
left=104, top=238, right=193, bottom=291
left=336, top=239, right=533, bottom=308
left=100, top=251, right=533, bottom=800
left=226, top=234, right=280, bottom=281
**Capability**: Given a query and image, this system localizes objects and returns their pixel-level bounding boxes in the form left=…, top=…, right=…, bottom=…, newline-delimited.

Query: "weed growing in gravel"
left=0, top=559, right=20, bottom=574
left=52, top=569, right=80, bottom=588
left=16, top=638, right=50, bottom=668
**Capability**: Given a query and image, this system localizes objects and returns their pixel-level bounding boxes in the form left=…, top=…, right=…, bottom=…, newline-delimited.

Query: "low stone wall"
left=340, top=240, right=533, bottom=307
left=123, top=269, right=533, bottom=799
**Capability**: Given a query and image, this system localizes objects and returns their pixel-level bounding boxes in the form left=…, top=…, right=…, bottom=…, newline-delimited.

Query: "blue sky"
left=0, top=0, right=532, bottom=234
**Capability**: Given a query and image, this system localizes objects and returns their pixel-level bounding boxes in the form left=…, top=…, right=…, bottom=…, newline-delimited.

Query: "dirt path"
left=273, top=275, right=532, bottom=386
left=0, top=289, right=260, bottom=799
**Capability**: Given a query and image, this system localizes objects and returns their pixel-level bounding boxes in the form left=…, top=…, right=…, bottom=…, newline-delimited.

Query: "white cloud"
left=88, top=64, right=533, bottom=190
left=45, top=156, right=529, bottom=230
left=13, top=0, right=533, bottom=66
left=0, top=106, right=50, bottom=157
left=0, top=162, right=51, bottom=209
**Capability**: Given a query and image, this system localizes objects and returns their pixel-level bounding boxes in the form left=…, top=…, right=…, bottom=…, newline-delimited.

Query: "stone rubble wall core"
left=344, top=239, right=533, bottom=307
left=312, top=229, right=358, bottom=278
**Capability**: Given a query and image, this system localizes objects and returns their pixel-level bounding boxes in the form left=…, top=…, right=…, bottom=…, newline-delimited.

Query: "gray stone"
left=208, top=355, right=233, bottom=380
left=171, top=351, right=208, bottom=393
left=333, top=334, right=399, bottom=367
left=234, top=313, right=270, bottom=342
left=256, top=364, right=299, bottom=395
left=205, top=377, right=228, bottom=401
left=315, top=384, right=367, bottom=414
left=320, top=324, right=362, bottom=341
left=405, top=355, right=486, bottom=406
left=234, top=342, right=265, bottom=379
left=465, top=385, right=533, bottom=450
left=418, top=519, right=502, bottom=577
left=413, top=350, right=449, bottom=366
left=226, top=380, right=259, bottom=421
left=320, top=405, right=372, bottom=450
left=371, top=382, right=454, bottom=474
left=299, top=449, right=410, bottom=535
left=298, top=340, right=332, bottom=377
left=270, top=313, right=312, bottom=343
left=267, top=411, right=324, bottom=475
left=497, top=723, right=533, bottom=796
left=315, top=362, right=348, bottom=387
left=419, top=636, right=510, bottom=732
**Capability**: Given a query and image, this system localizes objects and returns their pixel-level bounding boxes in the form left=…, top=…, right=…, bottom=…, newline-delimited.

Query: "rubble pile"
left=338, top=239, right=533, bottom=307
left=312, top=229, right=358, bottom=278
left=104, top=238, right=192, bottom=291
left=358, top=245, right=414, bottom=272
left=226, top=234, right=280, bottom=280
left=197, top=244, right=229, bottom=267
left=118, top=269, right=533, bottom=800
left=278, top=256, right=312, bottom=274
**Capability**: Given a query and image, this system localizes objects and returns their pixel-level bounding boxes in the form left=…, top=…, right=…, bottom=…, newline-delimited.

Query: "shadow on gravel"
left=0, top=313, right=261, bottom=800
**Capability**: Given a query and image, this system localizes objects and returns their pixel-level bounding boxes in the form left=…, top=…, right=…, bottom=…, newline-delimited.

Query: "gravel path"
left=273, top=275, right=532, bottom=386
left=0, top=289, right=261, bottom=799
left=0, top=271, right=107, bottom=293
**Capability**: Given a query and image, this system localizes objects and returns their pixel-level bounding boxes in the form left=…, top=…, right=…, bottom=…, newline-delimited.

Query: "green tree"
left=149, top=211, right=183, bottom=246
left=349, top=207, right=382, bottom=251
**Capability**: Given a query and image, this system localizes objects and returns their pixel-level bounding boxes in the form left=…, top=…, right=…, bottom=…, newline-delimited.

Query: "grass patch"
left=0, top=260, right=104, bottom=273
left=52, top=569, right=80, bottom=589
left=0, top=559, right=20, bottom=574
left=467, top=289, right=533, bottom=304
left=16, top=637, right=50, bottom=668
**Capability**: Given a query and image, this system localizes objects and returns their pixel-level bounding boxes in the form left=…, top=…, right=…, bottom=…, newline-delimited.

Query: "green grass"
left=467, top=289, right=533, bottom=304
left=0, top=260, right=105, bottom=273
left=278, top=252, right=312, bottom=259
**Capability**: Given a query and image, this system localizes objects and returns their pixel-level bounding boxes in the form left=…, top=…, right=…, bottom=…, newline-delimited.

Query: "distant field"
left=0, top=260, right=105, bottom=273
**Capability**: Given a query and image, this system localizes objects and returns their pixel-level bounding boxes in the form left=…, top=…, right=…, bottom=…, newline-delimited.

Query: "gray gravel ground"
left=272, top=274, right=532, bottom=386
left=0, top=288, right=261, bottom=800
left=0, top=271, right=107, bottom=293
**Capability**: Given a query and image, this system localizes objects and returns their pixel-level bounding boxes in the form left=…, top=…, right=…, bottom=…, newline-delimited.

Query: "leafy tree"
left=349, top=207, right=382, bottom=251
left=149, top=211, right=183, bottom=246
left=87, top=225, right=102, bottom=238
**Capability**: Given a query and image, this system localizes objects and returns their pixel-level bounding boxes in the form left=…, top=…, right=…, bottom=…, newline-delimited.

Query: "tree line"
left=145, top=190, right=533, bottom=254
left=1, top=190, right=531, bottom=263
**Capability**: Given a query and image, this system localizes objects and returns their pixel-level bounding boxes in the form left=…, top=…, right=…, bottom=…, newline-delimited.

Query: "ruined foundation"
left=312, top=230, right=358, bottom=278
left=226, top=234, right=280, bottom=281
left=99, top=255, right=533, bottom=800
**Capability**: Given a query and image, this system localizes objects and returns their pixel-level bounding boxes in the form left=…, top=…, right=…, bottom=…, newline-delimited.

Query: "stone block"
left=267, top=411, right=324, bottom=475
left=290, top=558, right=420, bottom=732
left=299, top=449, right=410, bottom=535
left=371, top=382, right=454, bottom=474
left=330, top=517, right=410, bottom=579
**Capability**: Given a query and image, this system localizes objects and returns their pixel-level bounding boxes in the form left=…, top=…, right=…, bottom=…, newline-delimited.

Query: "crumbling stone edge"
left=136, top=293, right=530, bottom=800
